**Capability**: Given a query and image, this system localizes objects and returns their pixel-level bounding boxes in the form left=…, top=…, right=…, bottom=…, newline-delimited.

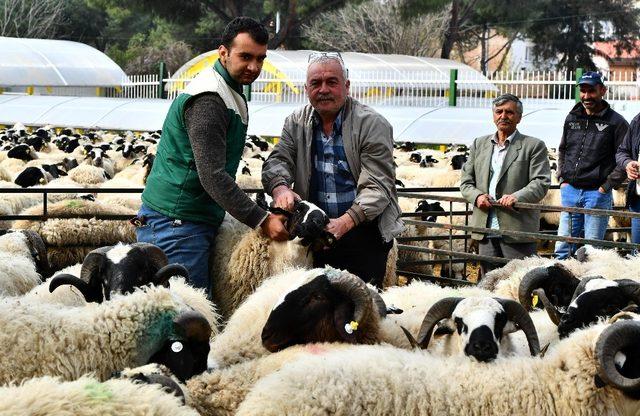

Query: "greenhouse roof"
left=172, top=50, right=497, bottom=92
left=2, top=95, right=639, bottom=149
left=0, top=37, right=128, bottom=87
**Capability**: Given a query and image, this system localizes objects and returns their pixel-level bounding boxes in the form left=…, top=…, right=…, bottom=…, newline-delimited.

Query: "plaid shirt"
left=310, top=110, right=357, bottom=218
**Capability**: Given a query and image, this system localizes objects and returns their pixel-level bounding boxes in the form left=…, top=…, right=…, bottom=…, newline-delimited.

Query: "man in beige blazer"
left=460, top=94, right=551, bottom=275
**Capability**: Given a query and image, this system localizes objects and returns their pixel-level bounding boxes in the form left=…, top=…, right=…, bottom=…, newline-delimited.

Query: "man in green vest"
left=136, top=17, right=288, bottom=293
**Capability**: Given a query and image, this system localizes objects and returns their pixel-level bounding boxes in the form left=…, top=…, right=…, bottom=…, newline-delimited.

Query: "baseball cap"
left=577, top=71, right=604, bottom=86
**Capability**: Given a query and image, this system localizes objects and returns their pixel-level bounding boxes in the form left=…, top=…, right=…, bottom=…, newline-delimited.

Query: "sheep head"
left=411, top=296, right=540, bottom=362
left=288, top=200, right=335, bottom=250
left=48, top=243, right=186, bottom=303
left=149, top=311, right=212, bottom=382
left=261, top=269, right=380, bottom=352
left=518, top=263, right=580, bottom=312
left=19, top=230, right=51, bottom=280
left=557, top=277, right=640, bottom=338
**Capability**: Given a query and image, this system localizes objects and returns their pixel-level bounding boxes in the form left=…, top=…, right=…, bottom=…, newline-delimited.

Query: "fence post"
left=449, top=69, right=458, bottom=107
left=158, top=62, right=168, bottom=99
left=574, top=67, right=583, bottom=103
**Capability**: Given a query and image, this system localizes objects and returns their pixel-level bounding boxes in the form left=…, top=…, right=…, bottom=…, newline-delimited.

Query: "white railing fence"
left=103, top=69, right=640, bottom=107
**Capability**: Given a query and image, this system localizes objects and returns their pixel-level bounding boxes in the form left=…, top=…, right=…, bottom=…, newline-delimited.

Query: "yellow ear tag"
left=39, top=178, right=45, bottom=184
left=82, top=149, right=87, bottom=154
left=532, top=294, right=539, bottom=308
left=344, top=321, right=359, bottom=334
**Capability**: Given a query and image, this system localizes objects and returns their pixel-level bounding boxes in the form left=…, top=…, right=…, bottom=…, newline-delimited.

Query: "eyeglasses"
left=307, top=51, right=349, bottom=78
left=307, top=51, right=344, bottom=64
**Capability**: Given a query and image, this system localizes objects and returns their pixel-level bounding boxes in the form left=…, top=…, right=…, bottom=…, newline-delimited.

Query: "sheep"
left=0, top=375, right=198, bottom=416
left=211, top=199, right=334, bottom=320
left=0, top=230, right=49, bottom=296
left=377, top=280, right=557, bottom=356
left=533, top=276, right=640, bottom=339
left=237, top=318, right=640, bottom=416
left=0, top=279, right=214, bottom=384
left=208, top=267, right=379, bottom=369
left=48, top=242, right=187, bottom=303
left=400, top=296, right=540, bottom=362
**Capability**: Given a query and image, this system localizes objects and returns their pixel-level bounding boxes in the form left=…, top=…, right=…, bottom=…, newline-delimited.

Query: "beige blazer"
left=460, top=131, right=551, bottom=242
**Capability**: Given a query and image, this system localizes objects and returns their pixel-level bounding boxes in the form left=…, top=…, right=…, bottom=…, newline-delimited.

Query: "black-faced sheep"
left=48, top=242, right=187, bottom=303
left=0, top=280, right=214, bottom=384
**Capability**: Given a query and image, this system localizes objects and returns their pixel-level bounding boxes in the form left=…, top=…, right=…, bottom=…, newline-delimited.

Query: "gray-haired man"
left=460, top=94, right=551, bottom=275
left=262, top=52, right=404, bottom=287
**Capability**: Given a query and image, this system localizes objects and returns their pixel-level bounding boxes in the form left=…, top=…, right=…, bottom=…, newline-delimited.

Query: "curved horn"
left=326, top=271, right=372, bottom=329
left=153, top=263, right=188, bottom=287
left=20, top=230, right=50, bottom=279
left=79, top=246, right=111, bottom=282
left=132, top=242, right=169, bottom=269
left=416, top=297, right=464, bottom=349
left=532, top=288, right=562, bottom=326
left=596, top=320, right=640, bottom=392
left=571, top=275, right=606, bottom=302
left=173, top=311, right=212, bottom=343
left=48, top=273, right=104, bottom=303
left=518, top=263, right=579, bottom=311
left=496, top=298, right=541, bottom=356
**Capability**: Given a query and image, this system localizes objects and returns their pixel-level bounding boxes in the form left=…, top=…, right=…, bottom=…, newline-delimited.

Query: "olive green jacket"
left=460, top=131, right=551, bottom=243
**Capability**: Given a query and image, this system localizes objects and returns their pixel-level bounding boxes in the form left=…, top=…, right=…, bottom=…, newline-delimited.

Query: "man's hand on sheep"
left=272, top=185, right=300, bottom=211
left=475, top=194, right=493, bottom=210
left=496, top=193, right=518, bottom=208
left=261, top=214, right=289, bottom=241
left=326, top=214, right=355, bottom=241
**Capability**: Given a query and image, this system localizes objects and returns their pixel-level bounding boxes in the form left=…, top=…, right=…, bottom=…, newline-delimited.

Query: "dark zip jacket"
left=557, top=101, right=628, bottom=192
left=616, top=112, right=640, bottom=206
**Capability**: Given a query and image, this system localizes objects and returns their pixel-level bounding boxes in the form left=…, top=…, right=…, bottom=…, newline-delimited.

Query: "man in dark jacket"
left=136, top=17, right=288, bottom=293
left=555, top=71, right=629, bottom=259
left=616, top=112, right=640, bottom=244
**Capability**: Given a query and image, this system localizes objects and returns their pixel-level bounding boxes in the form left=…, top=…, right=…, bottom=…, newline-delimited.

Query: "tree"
left=303, top=0, right=447, bottom=56
left=400, top=0, right=539, bottom=70
left=0, top=0, right=64, bottom=38
left=524, top=0, right=640, bottom=72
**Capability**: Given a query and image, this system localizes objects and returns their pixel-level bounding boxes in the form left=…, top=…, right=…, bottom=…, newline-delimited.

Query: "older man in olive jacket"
left=460, top=94, right=551, bottom=275
left=262, top=53, right=403, bottom=287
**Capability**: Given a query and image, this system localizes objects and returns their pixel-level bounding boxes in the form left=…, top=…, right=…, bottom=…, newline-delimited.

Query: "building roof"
left=0, top=37, right=128, bottom=87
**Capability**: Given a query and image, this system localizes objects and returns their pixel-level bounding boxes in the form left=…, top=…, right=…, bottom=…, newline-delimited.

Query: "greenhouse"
left=0, top=36, right=128, bottom=96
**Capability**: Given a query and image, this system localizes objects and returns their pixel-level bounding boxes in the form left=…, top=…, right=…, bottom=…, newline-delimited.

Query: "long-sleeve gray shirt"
left=184, top=92, right=267, bottom=229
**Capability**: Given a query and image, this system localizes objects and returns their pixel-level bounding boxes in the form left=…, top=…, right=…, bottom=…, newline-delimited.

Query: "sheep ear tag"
left=171, top=341, right=184, bottom=353
left=531, top=294, right=539, bottom=308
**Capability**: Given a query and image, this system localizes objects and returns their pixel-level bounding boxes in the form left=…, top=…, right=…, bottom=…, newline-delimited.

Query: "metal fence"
left=3, top=186, right=640, bottom=288
left=104, top=69, right=640, bottom=108
left=397, top=188, right=640, bottom=286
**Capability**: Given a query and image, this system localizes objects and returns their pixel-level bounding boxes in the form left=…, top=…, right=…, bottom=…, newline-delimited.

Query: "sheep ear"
left=333, top=302, right=358, bottom=343
left=433, top=319, right=455, bottom=337
left=173, top=311, right=212, bottom=344
left=152, top=263, right=188, bottom=288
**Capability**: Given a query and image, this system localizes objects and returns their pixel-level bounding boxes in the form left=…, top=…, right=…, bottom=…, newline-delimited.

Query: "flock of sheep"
left=1, top=123, right=640, bottom=415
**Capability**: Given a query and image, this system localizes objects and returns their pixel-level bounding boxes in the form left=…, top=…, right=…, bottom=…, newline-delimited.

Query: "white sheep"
left=237, top=319, right=640, bottom=416
left=0, top=230, right=49, bottom=297
left=0, top=277, right=215, bottom=384
left=0, top=375, right=197, bottom=416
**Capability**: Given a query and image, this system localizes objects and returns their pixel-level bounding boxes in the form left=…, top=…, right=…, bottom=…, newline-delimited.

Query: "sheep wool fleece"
left=143, top=60, right=247, bottom=227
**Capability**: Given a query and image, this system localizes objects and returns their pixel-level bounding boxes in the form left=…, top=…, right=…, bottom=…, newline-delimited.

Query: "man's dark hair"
left=221, top=17, right=269, bottom=49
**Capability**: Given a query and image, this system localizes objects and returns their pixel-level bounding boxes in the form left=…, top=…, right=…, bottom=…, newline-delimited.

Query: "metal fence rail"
left=104, top=69, right=640, bottom=107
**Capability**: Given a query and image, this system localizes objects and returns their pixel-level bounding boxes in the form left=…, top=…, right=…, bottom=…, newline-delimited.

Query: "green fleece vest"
left=142, top=60, right=248, bottom=227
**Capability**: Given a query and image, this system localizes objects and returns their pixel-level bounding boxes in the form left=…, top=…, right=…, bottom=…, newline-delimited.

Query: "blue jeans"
left=135, top=204, right=218, bottom=292
left=554, top=184, right=612, bottom=260
left=630, top=196, right=640, bottom=245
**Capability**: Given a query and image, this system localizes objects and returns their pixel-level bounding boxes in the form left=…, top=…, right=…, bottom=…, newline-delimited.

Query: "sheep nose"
left=468, top=341, right=497, bottom=362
